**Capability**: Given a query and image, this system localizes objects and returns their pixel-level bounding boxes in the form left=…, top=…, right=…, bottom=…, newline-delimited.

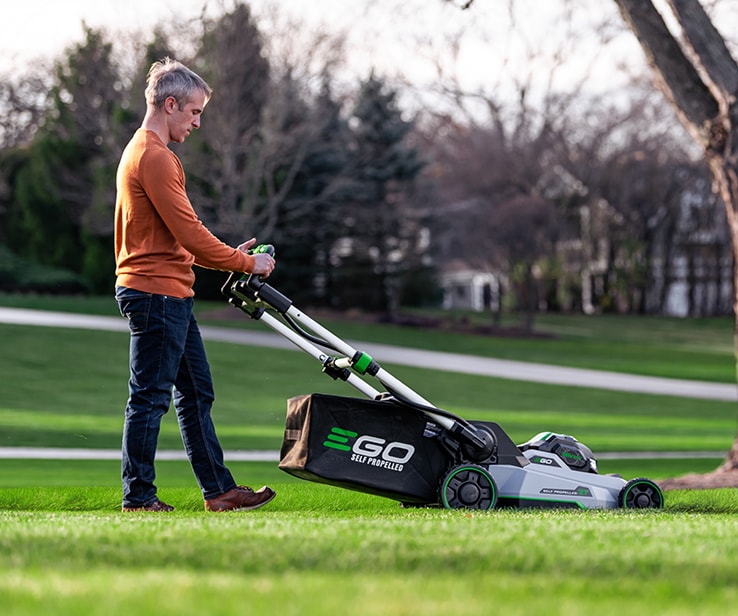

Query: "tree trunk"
left=706, top=150, right=738, bottom=470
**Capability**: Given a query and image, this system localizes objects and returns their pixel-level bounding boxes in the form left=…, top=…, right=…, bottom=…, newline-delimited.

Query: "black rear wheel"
left=618, top=478, right=664, bottom=509
left=440, top=465, right=497, bottom=510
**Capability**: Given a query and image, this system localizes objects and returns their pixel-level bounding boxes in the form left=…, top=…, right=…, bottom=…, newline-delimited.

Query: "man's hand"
left=238, top=238, right=275, bottom=277
left=237, top=238, right=257, bottom=254
left=251, top=252, right=275, bottom=277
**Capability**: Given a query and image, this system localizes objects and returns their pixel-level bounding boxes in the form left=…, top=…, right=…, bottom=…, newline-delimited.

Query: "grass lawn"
left=1, top=484, right=738, bottom=615
left=2, top=295, right=738, bottom=614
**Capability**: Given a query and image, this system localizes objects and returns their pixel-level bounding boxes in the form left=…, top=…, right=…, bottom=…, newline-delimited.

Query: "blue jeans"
left=116, top=286, right=236, bottom=507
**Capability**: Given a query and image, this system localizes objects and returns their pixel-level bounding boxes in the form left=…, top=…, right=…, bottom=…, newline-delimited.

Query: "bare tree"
left=0, top=74, right=49, bottom=151
left=426, top=110, right=566, bottom=330
left=611, top=0, right=738, bottom=485
left=419, top=1, right=684, bottom=328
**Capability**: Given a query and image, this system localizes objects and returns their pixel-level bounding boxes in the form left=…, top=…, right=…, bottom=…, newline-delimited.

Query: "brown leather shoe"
left=122, top=498, right=174, bottom=512
left=204, top=485, right=276, bottom=512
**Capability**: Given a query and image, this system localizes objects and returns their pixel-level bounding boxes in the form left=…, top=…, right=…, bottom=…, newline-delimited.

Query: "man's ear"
left=164, top=96, right=178, bottom=114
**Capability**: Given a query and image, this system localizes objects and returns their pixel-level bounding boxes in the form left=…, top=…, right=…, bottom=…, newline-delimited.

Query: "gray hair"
left=145, top=57, right=212, bottom=109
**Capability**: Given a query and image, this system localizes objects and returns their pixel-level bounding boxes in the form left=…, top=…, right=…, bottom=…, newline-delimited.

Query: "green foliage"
left=0, top=25, right=130, bottom=294
left=0, top=246, right=89, bottom=294
left=12, top=135, right=79, bottom=268
left=80, top=232, right=115, bottom=294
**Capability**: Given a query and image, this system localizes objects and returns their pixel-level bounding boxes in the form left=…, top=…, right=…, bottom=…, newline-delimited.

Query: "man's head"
left=144, top=58, right=212, bottom=143
left=145, top=58, right=212, bottom=109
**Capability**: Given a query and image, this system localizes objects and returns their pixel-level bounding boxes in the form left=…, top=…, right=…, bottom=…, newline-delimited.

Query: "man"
left=114, top=57, right=276, bottom=513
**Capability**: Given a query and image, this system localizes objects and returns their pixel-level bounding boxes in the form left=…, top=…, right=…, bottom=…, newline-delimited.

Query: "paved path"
left=2, top=306, right=736, bottom=401
left=0, top=446, right=724, bottom=461
left=0, top=447, right=279, bottom=461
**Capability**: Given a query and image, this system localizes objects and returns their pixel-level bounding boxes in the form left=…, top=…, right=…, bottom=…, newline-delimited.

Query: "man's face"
left=166, top=90, right=208, bottom=143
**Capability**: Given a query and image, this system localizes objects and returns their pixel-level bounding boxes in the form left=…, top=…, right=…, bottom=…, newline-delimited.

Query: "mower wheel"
left=618, top=478, right=664, bottom=509
left=440, top=465, right=497, bottom=510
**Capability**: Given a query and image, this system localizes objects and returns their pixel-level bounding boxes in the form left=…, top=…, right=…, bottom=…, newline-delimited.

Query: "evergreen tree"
left=265, top=81, right=354, bottom=305
left=7, top=26, right=128, bottom=293
left=334, top=74, right=426, bottom=317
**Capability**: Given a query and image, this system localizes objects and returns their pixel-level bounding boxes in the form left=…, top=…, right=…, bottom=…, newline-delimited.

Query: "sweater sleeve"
left=140, top=146, right=255, bottom=273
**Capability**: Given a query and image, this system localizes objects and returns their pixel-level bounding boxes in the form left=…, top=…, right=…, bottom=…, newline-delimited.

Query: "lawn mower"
left=221, top=250, right=664, bottom=511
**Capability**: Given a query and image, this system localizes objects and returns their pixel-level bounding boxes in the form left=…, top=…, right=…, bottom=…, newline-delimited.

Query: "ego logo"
left=531, top=455, right=559, bottom=467
left=323, top=427, right=416, bottom=471
left=323, top=427, right=357, bottom=452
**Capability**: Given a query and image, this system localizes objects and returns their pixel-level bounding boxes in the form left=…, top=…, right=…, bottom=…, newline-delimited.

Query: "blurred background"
left=1, top=0, right=737, bottom=331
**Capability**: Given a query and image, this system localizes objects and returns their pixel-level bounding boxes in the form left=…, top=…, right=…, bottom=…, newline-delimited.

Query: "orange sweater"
left=114, top=129, right=254, bottom=298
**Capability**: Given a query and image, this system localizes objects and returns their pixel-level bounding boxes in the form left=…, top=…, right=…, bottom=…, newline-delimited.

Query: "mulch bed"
left=658, top=468, right=738, bottom=491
